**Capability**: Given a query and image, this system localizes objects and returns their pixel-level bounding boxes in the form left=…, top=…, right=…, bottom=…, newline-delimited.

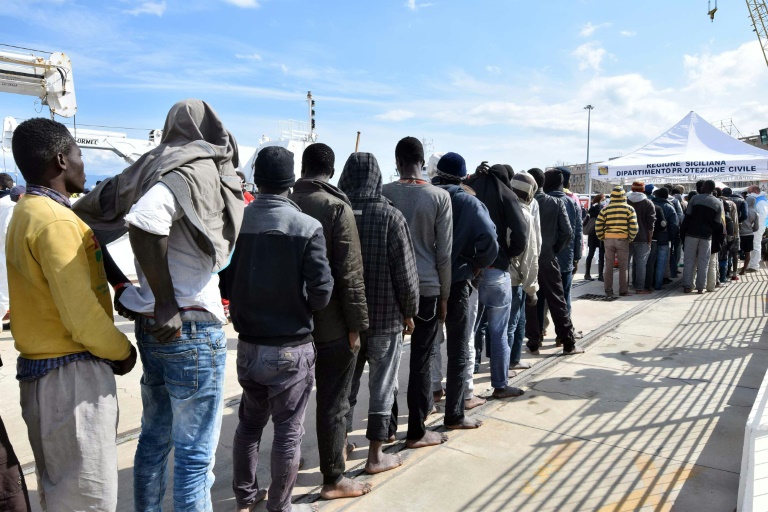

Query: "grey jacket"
left=73, top=99, right=244, bottom=273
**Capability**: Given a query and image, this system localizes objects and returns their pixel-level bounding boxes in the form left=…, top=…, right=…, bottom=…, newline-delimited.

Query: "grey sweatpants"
left=683, top=237, right=711, bottom=291
left=20, top=359, right=119, bottom=512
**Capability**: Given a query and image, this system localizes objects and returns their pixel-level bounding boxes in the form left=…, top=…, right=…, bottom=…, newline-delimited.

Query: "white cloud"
left=572, top=42, right=608, bottom=71
left=486, top=66, right=502, bottom=75
left=620, top=30, right=636, bottom=37
left=235, top=53, right=263, bottom=61
left=405, top=0, right=434, bottom=11
left=580, top=22, right=612, bottom=38
left=222, top=0, right=259, bottom=7
left=376, top=109, right=416, bottom=122
left=126, top=1, right=166, bottom=16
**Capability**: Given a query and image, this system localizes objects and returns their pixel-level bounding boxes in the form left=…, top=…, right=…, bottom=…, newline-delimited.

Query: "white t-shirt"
left=119, top=183, right=225, bottom=323
left=0, top=195, right=16, bottom=312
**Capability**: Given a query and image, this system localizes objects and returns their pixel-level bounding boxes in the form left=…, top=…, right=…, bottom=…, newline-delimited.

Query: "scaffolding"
left=746, top=0, right=768, bottom=67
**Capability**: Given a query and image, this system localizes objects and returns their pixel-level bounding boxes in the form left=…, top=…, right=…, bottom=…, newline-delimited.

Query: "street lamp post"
left=584, top=105, right=594, bottom=197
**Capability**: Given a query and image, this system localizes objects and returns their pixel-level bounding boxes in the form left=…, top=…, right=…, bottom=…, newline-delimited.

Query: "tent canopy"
left=590, top=112, right=768, bottom=184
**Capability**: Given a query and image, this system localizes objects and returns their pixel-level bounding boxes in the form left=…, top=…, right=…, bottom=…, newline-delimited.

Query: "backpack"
left=722, top=199, right=735, bottom=240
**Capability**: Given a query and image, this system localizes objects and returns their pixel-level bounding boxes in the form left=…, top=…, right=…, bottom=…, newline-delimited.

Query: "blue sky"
left=2, top=0, right=768, bottom=182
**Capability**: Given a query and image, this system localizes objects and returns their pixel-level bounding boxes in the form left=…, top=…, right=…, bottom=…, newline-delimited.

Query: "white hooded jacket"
left=510, top=195, right=541, bottom=298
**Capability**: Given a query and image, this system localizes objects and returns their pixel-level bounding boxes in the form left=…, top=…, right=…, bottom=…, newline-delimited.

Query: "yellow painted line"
left=521, top=441, right=581, bottom=495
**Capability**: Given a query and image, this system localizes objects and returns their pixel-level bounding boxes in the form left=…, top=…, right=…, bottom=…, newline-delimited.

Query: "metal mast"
left=746, top=0, right=768, bottom=67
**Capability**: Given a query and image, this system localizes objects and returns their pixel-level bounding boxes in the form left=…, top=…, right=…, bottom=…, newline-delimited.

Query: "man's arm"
left=100, top=243, right=137, bottom=320
left=645, top=201, right=656, bottom=245
left=571, top=200, right=583, bottom=262
left=553, top=201, right=572, bottom=255
left=434, top=193, right=453, bottom=321
left=389, top=214, right=420, bottom=321
left=332, top=205, right=368, bottom=333
left=35, top=221, right=133, bottom=361
left=627, top=208, right=639, bottom=241
left=595, top=210, right=606, bottom=240
left=502, top=195, right=528, bottom=258
left=303, top=226, right=334, bottom=312
left=129, top=226, right=181, bottom=341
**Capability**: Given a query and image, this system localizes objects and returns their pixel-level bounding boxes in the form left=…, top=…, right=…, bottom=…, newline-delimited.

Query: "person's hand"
left=403, top=317, right=415, bottom=336
left=572, top=260, right=579, bottom=275
left=526, top=294, right=538, bottom=307
left=149, top=300, right=183, bottom=342
left=439, top=299, right=448, bottom=323
left=114, top=285, right=139, bottom=321
left=348, top=331, right=360, bottom=352
left=475, top=161, right=490, bottom=175
left=113, top=344, right=138, bottom=376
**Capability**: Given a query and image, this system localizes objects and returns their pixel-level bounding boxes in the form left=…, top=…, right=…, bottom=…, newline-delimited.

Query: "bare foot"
left=445, top=417, right=483, bottom=430
left=236, top=489, right=267, bottom=511
left=432, top=388, right=444, bottom=403
left=365, top=452, right=403, bottom=474
left=491, top=386, right=525, bottom=399
left=406, top=430, right=449, bottom=449
left=428, top=405, right=438, bottom=415
left=343, top=441, right=356, bottom=462
left=386, top=434, right=396, bottom=443
left=320, top=476, right=371, bottom=500
left=464, top=396, right=486, bottom=410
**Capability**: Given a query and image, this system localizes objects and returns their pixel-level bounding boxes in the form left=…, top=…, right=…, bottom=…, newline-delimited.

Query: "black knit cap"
left=253, top=146, right=295, bottom=188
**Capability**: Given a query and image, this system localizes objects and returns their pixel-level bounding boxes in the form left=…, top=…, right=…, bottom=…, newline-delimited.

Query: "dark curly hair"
left=11, top=117, right=75, bottom=183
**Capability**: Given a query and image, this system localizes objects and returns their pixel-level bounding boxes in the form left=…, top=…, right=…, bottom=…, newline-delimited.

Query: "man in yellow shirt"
left=8, top=117, right=137, bottom=511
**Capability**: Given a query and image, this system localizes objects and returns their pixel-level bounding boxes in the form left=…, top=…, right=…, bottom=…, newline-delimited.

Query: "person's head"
left=673, top=185, right=685, bottom=195
left=687, top=190, right=698, bottom=201
left=714, top=187, right=722, bottom=197
left=301, top=143, right=335, bottom=180
left=0, top=173, right=13, bottom=191
left=748, top=185, right=761, bottom=194
left=252, top=146, right=295, bottom=196
left=695, top=180, right=705, bottom=193
left=511, top=173, right=538, bottom=204
left=395, top=137, right=425, bottom=174
left=555, top=166, right=572, bottom=188
left=11, top=117, right=85, bottom=194
left=653, top=187, right=669, bottom=200
left=746, top=195, right=756, bottom=208
left=592, top=193, right=604, bottom=205
left=543, top=169, right=564, bottom=193
left=339, top=152, right=382, bottom=199
left=502, top=164, right=515, bottom=182
left=435, top=152, right=467, bottom=183
left=742, top=191, right=748, bottom=199
left=527, top=168, right=544, bottom=188
left=645, top=184, right=655, bottom=196
left=722, top=187, right=733, bottom=197
left=701, top=180, right=716, bottom=195
left=610, top=186, right=626, bottom=203
left=631, top=181, right=645, bottom=193
left=10, top=185, right=25, bottom=202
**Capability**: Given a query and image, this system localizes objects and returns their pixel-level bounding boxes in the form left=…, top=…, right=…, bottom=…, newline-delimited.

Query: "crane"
left=709, top=1, right=768, bottom=67
left=0, top=46, right=77, bottom=118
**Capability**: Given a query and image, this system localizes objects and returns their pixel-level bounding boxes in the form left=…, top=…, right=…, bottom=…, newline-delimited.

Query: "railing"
left=738, top=369, right=768, bottom=511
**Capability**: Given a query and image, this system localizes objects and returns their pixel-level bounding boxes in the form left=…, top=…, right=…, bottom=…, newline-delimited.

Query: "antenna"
left=307, top=91, right=316, bottom=141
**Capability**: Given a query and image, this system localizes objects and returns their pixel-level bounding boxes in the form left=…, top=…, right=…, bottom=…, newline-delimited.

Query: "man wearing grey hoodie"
left=627, top=181, right=656, bottom=295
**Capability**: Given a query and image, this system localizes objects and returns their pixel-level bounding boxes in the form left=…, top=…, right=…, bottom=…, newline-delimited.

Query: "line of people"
left=2, top=99, right=762, bottom=512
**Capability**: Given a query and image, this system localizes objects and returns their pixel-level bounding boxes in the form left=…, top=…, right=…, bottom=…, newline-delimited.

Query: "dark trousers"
left=0, top=415, right=30, bottom=512
left=474, top=306, right=488, bottom=366
left=315, top=336, right=357, bottom=486
left=444, top=280, right=471, bottom=425
left=232, top=342, right=315, bottom=511
left=585, top=242, right=605, bottom=278
left=645, top=240, right=658, bottom=290
left=525, top=258, right=575, bottom=352
left=399, top=295, right=440, bottom=440
left=561, top=271, right=573, bottom=313
left=670, top=236, right=682, bottom=276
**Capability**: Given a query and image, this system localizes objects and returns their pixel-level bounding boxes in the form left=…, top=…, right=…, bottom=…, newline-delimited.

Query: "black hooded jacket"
left=465, top=165, right=528, bottom=270
left=289, top=178, right=369, bottom=342
left=534, top=188, right=572, bottom=262
left=338, top=153, right=420, bottom=334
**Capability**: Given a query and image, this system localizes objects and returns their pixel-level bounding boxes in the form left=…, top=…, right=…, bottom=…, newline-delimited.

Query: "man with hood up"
left=597, top=186, right=639, bottom=297
left=509, top=172, right=541, bottom=370
left=525, top=168, right=583, bottom=355
left=545, top=169, right=582, bottom=311
left=73, top=100, right=244, bottom=509
left=339, top=152, right=423, bottom=474
left=747, top=185, right=768, bottom=270
left=465, top=162, right=529, bottom=398
left=723, top=187, right=746, bottom=280
left=430, top=152, right=498, bottom=428
left=288, top=143, right=370, bottom=500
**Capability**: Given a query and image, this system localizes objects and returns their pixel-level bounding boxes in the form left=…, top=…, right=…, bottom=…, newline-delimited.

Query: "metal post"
left=584, top=105, right=594, bottom=197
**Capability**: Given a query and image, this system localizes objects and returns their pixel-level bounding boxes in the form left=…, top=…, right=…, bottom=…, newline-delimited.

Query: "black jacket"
left=465, top=168, right=528, bottom=270
left=289, top=179, right=369, bottom=342
left=226, top=194, right=333, bottom=346
left=534, top=189, right=572, bottom=263
left=338, top=153, right=420, bottom=335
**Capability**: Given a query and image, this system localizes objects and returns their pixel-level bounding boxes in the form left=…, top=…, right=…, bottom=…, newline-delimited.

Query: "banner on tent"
left=591, top=160, right=768, bottom=181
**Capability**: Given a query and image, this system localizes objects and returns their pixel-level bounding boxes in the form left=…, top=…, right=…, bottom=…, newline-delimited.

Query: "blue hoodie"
left=438, top=184, right=499, bottom=283
left=548, top=190, right=583, bottom=272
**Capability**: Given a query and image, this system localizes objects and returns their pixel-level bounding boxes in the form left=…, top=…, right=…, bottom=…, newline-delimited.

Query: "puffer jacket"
left=534, top=188, right=571, bottom=263
left=289, top=178, right=369, bottom=342
left=338, top=153, right=420, bottom=335
left=548, top=190, right=583, bottom=272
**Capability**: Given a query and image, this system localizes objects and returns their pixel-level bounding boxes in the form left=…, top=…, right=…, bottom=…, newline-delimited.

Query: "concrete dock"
left=1, top=264, right=765, bottom=511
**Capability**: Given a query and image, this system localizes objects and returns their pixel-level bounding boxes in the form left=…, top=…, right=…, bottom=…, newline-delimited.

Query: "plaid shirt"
left=338, top=153, right=419, bottom=334
left=16, top=185, right=114, bottom=381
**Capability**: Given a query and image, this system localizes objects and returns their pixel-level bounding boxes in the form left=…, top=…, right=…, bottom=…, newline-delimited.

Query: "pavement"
left=1, top=260, right=766, bottom=512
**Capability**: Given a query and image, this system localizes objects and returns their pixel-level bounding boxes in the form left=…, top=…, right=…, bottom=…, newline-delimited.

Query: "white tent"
left=590, top=112, right=768, bottom=184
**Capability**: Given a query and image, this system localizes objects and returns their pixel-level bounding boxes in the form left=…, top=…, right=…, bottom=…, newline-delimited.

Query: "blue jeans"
left=507, top=285, right=526, bottom=367
left=133, top=314, right=227, bottom=512
left=479, top=268, right=512, bottom=390
left=654, top=243, right=670, bottom=290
